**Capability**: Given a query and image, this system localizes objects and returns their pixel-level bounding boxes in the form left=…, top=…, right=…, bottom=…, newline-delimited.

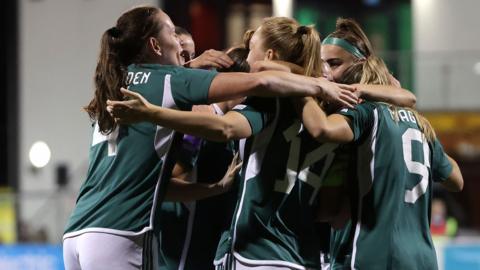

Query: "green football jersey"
left=159, top=138, right=238, bottom=270
left=331, top=102, right=452, bottom=270
left=222, top=97, right=339, bottom=269
left=64, top=64, right=216, bottom=238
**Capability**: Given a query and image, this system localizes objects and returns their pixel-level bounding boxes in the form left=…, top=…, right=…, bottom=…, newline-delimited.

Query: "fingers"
left=192, top=50, right=234, bottom=69
left=337, top=84, right=356, bottom=92
left=341, top=90, right=359, bottom=103
left=120, top=88, right=140, bottom=100
left=206, top=50, right=234, bottom=67
left=229, top=152, right=242, bottom=169
left=232, top=162, right=243, bottom=172
left=338, top=97, right=356, bottom=109
left=106, top=99, right=136, bottom=109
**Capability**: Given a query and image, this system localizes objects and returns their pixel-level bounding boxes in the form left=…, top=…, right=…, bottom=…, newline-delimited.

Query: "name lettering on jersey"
left=126, top=72, right=151, bottom=85
left=398, top=109, right=417, bottom=124
left=389, top=108, right=417, bottom=124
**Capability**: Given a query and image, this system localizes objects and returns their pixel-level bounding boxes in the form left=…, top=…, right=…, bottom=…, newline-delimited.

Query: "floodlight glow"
left=273, top=0, right=293, bottom=18
left=29, top=141, right=51, bottom=168
left=474, top=62, right=480, bottom=75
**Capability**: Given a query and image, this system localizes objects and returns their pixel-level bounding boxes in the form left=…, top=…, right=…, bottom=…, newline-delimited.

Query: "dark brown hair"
left=217, top=46, right=250, bottom=73
left=84, top=6, right=162, bottom=134
left=327, top=18, right=374, bottom=59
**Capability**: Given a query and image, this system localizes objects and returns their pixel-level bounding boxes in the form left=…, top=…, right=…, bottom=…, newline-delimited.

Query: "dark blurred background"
left=1, top=0, right=479, bottom=269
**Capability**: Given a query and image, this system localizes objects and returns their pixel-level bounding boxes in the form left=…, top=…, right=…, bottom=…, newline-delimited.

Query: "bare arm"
left=294, top=97, right=354, bottom=143
left=165, top=153, right=242, bottom=202
left=107, top=89, right=252, bottom=142
left=207, top=71, right=358, bottom=108
left=249, top=60, right=304, bottom=75
left=441, top=155, right=464, bottom=192
left=185, top=49, right=234, bottom=69
left=355, top=84, right=416, bottom=108
left=147, top=109, right=252, bottom=142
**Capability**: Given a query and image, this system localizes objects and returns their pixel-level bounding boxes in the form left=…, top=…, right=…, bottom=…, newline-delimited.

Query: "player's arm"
left=107, top=89, right=252, bottom=142
left=249, top=60, right=304, bottom=74
left=165, top=153, right=242, bottom=202
left=354, top=84, right=416, bottom=108
left=171, top=162, right=190, bottom=181
left=441, top=155, right=464, bottom=192
left=294, top=96, right=354, bottom=143
left=185, top=49, right=234, bottom=69
left=207, top=71, right=357, bottom=108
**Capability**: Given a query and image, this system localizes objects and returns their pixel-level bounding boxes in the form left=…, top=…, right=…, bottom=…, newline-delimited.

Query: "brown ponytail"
left=326, top=18, right=374, bottom=59
left=84, top=6, right=162, bottom=134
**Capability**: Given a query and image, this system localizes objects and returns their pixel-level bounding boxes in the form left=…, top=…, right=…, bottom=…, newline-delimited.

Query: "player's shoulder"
left=337, top=101, right=377, bottom=116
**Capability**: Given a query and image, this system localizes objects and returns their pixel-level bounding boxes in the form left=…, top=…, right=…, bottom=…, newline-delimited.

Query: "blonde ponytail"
left=259, top=17, right=322, bottom=77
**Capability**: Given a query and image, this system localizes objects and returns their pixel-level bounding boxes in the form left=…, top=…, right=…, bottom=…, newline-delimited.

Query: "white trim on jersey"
left=66, top=76, right=181, bottom=241
left=178, top=168, right=198, bottom=270
left=212, top=103, right=225, bottom=115
left=230, top=99, right=308, bottom=269
left=214, top=253, right=229, bottom=268
left=178, top=202, right=196, bottom=270
left=154, top=74, right=178, bottom=158
left=91, top=123, right=119, bottom=156
left=232, top=99, right=280, bottom=250
left=63, top=226, right=151, bottom=240
left=350, top=108, right=379, bottom=270
left=233, top=252, right=307, bottom=270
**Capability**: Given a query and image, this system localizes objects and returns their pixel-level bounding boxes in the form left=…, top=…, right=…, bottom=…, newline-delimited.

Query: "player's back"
left=227, top=97, right=323, bottom=269
left=342, top=102, right=441, bottom=270
left=65, top=64, right=216, bottom=237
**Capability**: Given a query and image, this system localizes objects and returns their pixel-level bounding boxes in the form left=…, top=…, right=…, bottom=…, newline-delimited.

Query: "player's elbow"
left=208, top=121, right=237, bottom=142
left=450, top=176, right=464, bottom=192
left=307, top=125, right=330, bottom=142
left=443, top=173, right=464, bottom=192
left=445, top=158, right=464, bottom=192
left=405, top=91, right=417, bottom=108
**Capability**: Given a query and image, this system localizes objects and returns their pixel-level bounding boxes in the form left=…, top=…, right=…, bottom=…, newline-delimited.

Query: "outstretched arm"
left=185, top=49, right=234, bottom=70
left=107, top=89, right=252, bottom=142
left=441, top=155, right=464, bottom=192
left=207, top=71, right=358, bottom=108
left=165, top=153, right=242, bottom=202
left=355, top=84, right=416, bottom=108
left=294, top=97, right=354, bottom=143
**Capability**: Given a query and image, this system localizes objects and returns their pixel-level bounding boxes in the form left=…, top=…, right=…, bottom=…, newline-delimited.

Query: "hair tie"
left=322, top=36, right=366, bottom=59
left=107, top=27, right=122, bottom=38
left=296, top=25, right=310, bottom=35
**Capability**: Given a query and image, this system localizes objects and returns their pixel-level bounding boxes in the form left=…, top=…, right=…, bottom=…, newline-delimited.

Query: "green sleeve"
left=336, top=102, right=376, bottom=142
left=431, top=138, right=453, bottom=182
left=233, top=97, right=276, bottom=135
left=170, top=67, right=218, bottom=110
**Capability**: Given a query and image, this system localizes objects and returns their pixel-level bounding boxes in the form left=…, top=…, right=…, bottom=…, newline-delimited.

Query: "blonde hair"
left=258, top=17, right=322, bottom=77
left=339, top=57, right=436, bottom=142
left=340, top=56, right=390, bottom=85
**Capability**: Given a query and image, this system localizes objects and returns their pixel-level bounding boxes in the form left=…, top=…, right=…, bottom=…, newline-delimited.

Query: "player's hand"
left=192, top=105, right=216, bottom=114
left=186, top=49, right=234, bottom=70
left=317, top=78, right=358, bottom=108
left=106, top=88, right=154, bottom=124
left=388, top=73, right=402, bottom=88
left=216, top=152, right=242, bottom=192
